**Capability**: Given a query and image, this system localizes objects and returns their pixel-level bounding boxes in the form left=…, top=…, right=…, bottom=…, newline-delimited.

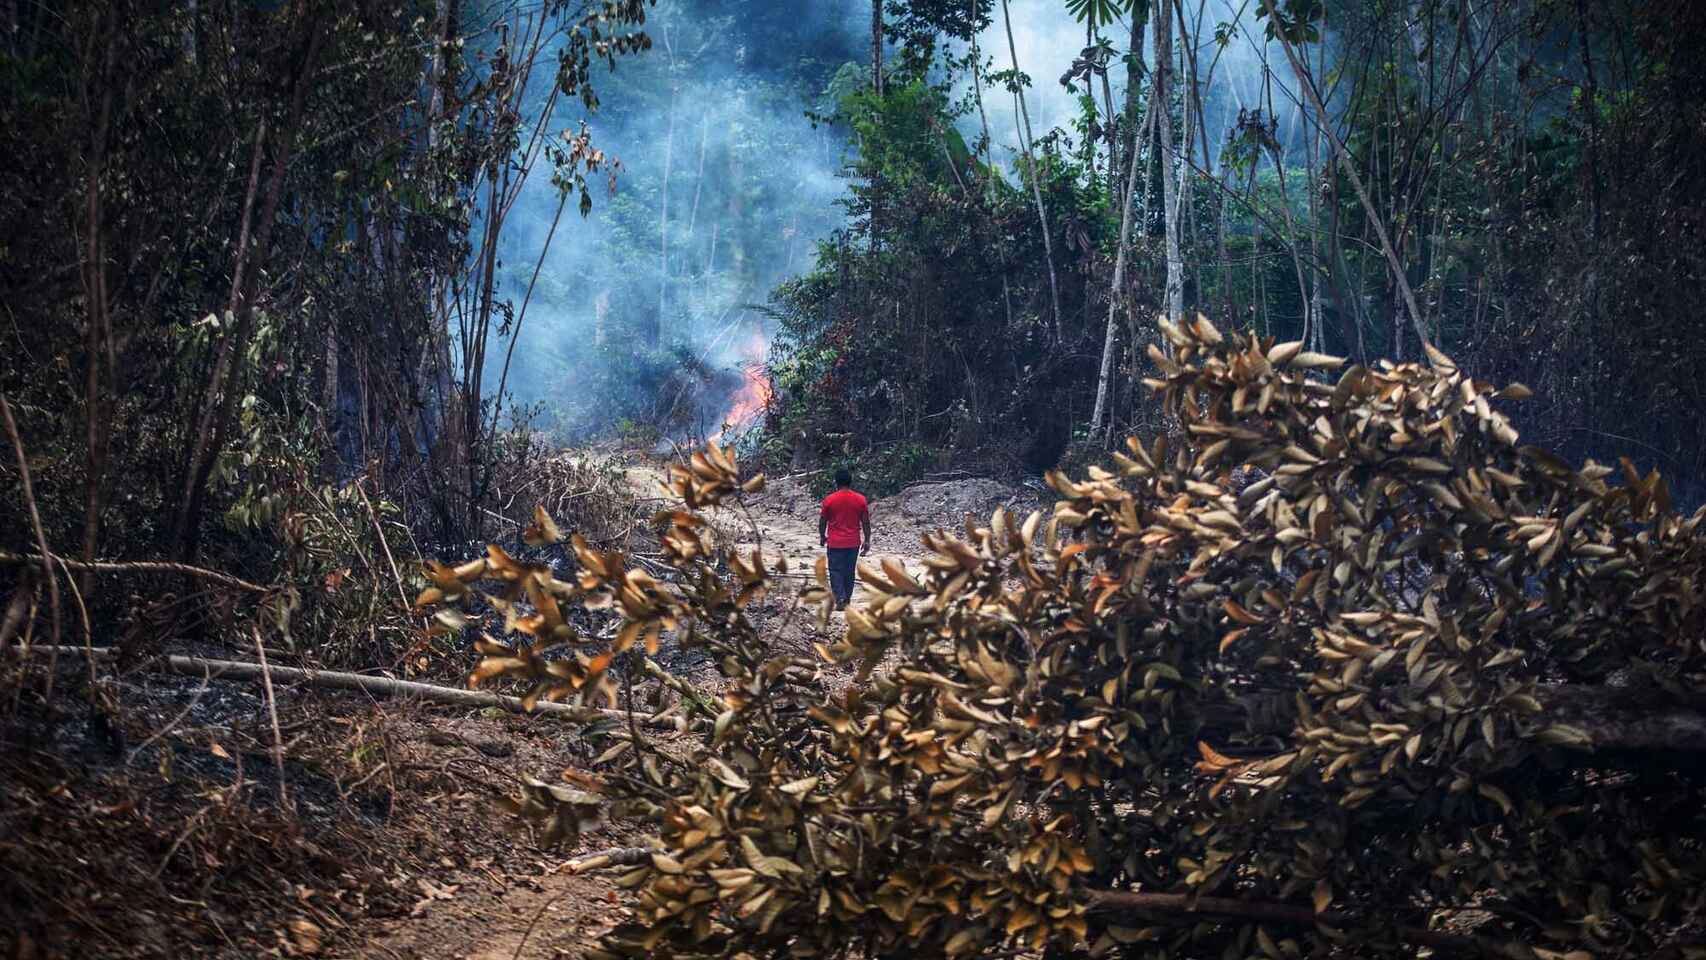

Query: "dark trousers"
left=827, top=547, right=859, bottom=606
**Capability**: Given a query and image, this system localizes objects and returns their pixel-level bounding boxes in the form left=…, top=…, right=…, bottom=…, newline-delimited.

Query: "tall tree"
left=1155, top=0, right=1183, bottom=324
left=1001, top=0, right=1063, bottom=337
left=871, top=0, right=884, bottom=95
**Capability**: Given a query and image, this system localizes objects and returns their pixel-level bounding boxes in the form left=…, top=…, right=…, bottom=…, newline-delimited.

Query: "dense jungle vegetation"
left=762, top=0, right=1706, bottom=498
left=1, top=0, right=1704, bottom=957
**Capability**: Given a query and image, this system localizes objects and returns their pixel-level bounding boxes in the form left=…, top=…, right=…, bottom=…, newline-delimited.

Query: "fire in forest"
left=718, top=331, right=772, bottom=438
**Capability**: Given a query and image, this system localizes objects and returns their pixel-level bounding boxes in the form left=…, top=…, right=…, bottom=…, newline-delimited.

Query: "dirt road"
left=346, top=467, right=1022, bottom=959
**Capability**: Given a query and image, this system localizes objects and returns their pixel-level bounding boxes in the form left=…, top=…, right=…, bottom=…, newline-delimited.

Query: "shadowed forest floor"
left=344, top=467, right=1032, bottom=958
left=2, top=459, right=1033, bottom=959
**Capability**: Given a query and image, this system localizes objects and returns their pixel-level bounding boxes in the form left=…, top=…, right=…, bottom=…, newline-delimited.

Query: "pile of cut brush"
left=425, top=320, right=1706, bottom=960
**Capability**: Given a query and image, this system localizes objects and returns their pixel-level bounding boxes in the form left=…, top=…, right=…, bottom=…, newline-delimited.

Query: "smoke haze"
left=490, top=0, right=1316, bottom=440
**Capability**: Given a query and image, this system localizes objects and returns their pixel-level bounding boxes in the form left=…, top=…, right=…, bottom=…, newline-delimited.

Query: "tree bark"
left=14, top=647, right=680, bottom=727
left=1091, top=89, right=1154, bottom=439
left=80, top=13, right=118, bottom=601
left=1155, top=0, right=1184, bottom=324
left=658, top=24, right=677, bottom=339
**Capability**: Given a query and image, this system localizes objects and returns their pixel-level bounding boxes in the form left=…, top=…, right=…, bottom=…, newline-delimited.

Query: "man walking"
left=818, top=468, right=871, bottom=610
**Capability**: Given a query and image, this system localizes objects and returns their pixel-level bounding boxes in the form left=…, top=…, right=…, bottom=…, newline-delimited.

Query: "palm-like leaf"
left=1064, top=0, right=1139, bottom=32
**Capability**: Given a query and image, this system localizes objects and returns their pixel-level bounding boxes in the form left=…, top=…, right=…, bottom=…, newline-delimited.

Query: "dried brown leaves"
left=421, top=339, right=1706, bottom=960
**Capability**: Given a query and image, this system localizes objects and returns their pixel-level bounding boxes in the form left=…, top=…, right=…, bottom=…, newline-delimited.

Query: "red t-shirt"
left=820, top=489, right=869, bottom=549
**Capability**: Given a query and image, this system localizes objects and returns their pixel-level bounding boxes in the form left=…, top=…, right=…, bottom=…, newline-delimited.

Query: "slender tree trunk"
left=322, top=320, right=338, bottom=442
left=1098, top=50, right=1119, bottom=204
left=1271, top=25, right=1428, bottom=349
left=1572, top=0, right=1601, bottom=245
left=1122, top=5, right=1143, bottom=193
left=1092, top=89, right=1154, bottom=439
left=1309, top=7, right=1328, bottom=351
left=80, top=15, right=117, bottom=597
left=970, top=0, right=1013, bottom=338
left=867, top=2, right=885, bottom=248
left=412, top=0, right=455, bottom=472
left=658, top=26, right=676, bottom=343
left=969, top=0, right=995, bottom=204
left=180, top=0, right=196, bottom=63
left=1001, top=0, right=1062, bottom=338
left=1175, top=0, right=1215, bottom=316
left=870, top=0, right=883, bottom=96
left=1261, top=66, right=1311, bottom=345
left=1156, top=0, right=1184, bottom=324
left=686, top=111, right=708, bottom=248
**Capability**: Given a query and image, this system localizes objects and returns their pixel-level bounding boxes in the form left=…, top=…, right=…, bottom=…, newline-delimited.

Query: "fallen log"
left=7, top=645, right=673, bottom=726
left=0, top=551, right=272, bottom=594
left=12, top=646, right=1697, bottom=754
left=1091, top=889, right=1525, bottom=959
left=1087, top=889, right=1701, bottom=960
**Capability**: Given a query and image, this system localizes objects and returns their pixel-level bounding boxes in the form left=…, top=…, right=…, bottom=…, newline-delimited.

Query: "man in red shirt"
left=818, top=468, right=871, bottom=610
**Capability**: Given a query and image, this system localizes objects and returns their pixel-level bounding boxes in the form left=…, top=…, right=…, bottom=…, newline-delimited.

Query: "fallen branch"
left=1528, top=683, right=1706, bottom=752
left=2, top=394, right=64, bottom=705
left=1088, top=890, right=1527, bottom=959
left=353, top=476, right=410, bottom=611
left=0, top=552, right=271, bottom=594
left=9, top=646, right=675, bottom=726
left=642, top=657, right=719, bottom=718
left=554, top=846, right=653, bottom=876
left=252, top=626, right=291, bottom=811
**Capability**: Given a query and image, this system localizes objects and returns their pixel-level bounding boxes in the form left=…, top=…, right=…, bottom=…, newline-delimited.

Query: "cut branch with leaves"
left=419, top=326, right=1706, bottom=960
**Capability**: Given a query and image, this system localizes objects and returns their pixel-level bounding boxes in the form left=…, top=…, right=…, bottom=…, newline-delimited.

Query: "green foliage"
left=1065, top=0, right=1140, bottom=33
left=765, top=73, right=1106, bottom=489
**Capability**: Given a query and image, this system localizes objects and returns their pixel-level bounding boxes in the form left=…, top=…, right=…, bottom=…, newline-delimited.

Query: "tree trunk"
left=1097, top=44, right=1119, bottom=206
left=80, top=16, right=117, bottom=599
left=1001, top=0, right=1062, bottom=338
left=1261, top=59, right=1312, bottom=346
left=658, top=25, right=676, bottom=342
left=870, top=0, right=883, bottom=96
left=1091, top=90, right=1154, bottom=440
left=180, top=0, right=196, bottom=63
left=1155, top=0, right=1184, bottom=324
left=969, top=0, right=995, bottom=204
left=868, top=1, right=884, bottom=249
left=12, top=647, right=680, bottom=727
left=686, top=111, right=708, bottom=249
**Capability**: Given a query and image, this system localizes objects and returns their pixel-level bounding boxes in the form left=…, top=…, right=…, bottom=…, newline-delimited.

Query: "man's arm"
left=819, top=512, right=829, bottom=547
left=861, top=507, right=872, bottom=554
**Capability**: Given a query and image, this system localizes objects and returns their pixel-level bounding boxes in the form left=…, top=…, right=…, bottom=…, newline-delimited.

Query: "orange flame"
left=720, top=332, right=772, bottom=437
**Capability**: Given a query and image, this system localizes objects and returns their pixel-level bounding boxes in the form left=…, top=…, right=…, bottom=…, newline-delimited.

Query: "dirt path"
left=350, top=849, right=627, bottom=960
left=347, top=465, right=1016, bottom=959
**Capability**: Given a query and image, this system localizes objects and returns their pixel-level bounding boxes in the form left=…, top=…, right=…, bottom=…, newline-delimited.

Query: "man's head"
left=834, top=468, right=852, bottom=489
